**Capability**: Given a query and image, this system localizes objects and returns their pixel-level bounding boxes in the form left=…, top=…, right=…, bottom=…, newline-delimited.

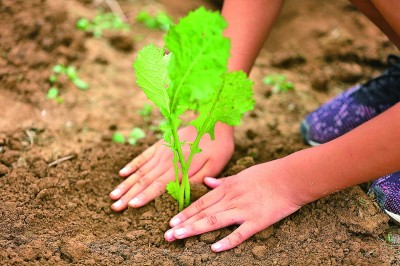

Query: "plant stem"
left=170, top=117, right=188, bottom=211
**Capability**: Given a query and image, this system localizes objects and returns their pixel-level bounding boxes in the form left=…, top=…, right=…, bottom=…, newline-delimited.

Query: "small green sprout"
left=263, top=74, right=294, bottom=93
left=47, top=64, right=88, bottom=102
left=112, top=132, right=126, bottom=144
left=138, top=104, right=153, bottom=121
left=77, top=11, right=130, bottom=38
left=50, top=64, right=89, bottom=90
left=136, top=11, right=173, bottom=31
left=128, top=127, right=146, bottom=145
left=112, top=128, right=146, bottom=146
left=46, top=87, right=64, bottom=103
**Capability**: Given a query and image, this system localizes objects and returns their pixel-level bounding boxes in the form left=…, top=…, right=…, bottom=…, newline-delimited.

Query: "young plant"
left=136, top=10, right=173, bottom=31
left=133, top=7, right=254, bottom=211
left=112, top=127, right=146, bottom=145
left=263, top=73, right=294, bottom=93
left=46, top=87, right=64, bottom=103
left=138, top=103, right=153, bottom=121
left=77, top=11, right=130, bottom=38
left=47, top=64, right=88, bottom=102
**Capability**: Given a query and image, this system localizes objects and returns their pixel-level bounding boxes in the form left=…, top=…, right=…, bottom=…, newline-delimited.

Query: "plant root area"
left=1, top=0, right=399, bottom=265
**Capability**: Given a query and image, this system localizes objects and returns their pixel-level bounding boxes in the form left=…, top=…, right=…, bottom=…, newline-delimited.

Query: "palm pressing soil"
left=1, top=0, right=399, bottom=265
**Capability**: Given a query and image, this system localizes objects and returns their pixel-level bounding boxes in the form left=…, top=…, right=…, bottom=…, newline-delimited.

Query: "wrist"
left=278, top=148, right=332, bottom=206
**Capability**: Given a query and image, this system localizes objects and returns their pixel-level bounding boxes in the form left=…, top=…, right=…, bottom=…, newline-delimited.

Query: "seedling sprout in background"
left=138, top=104, right=153, bottom=121
left=112, top=127, right=146, bottom=146
left=47, top=64, right=88, bottom=102
left=136, top=10, right=173, bottom=31
left=112, top=132, right=126, bottom=144
left=263, top=73, right=294, bottom=93
left=133, top=8, right=254, bottom=211
left=76, top=11, right=130, bottom=38
left=46, top=87, right=64, bottom=103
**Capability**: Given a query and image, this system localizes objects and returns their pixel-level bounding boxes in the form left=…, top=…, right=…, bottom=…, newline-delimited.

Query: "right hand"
left=109, top=122, right=235, bottom=211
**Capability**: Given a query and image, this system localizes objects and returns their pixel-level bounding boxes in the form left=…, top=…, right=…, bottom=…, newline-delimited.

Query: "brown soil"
left=1, top=0, right=399, bottom=265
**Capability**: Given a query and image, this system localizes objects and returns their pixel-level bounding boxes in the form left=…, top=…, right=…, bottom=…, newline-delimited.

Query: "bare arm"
left=286, top=103, right=400, bottom=204
left=222, top=0, right=283, bottom=73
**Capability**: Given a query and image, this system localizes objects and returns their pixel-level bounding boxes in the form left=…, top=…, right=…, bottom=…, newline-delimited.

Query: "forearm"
left=285, top=103, right=400, bottom=204
left=222, top=0, right=283, bottom=74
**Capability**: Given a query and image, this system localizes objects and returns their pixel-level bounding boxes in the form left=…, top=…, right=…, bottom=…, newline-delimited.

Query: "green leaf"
left=166, top=181, right=180, bottom=200
left=65, top=66, right=77, bottom=80
left=52, top=65, right=65, bottom=74
left=136, top=11, right=152, bottom=22
left=47, top=87, right=59, bottom=99
left=112, top=132, right=126, bottom=144
left=129, top=127, right=146, bottom=139
left=165, top=7, right=230, bottom=113
left=191, top=71, right=254, bottom=140
left=76, top=18, right=90, bottom=30
left=133, top=44, right=171, bottom=117
left=49, top=75, right=57, bottom=83
left=128, top=127, right=146, bottom=146
left=73, top=78, right=89, bottom=90
left=136, top=11, right=172, bottom=31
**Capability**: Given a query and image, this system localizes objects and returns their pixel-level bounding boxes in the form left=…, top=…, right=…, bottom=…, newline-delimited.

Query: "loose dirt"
left=1, top=0, right=399, bottom=265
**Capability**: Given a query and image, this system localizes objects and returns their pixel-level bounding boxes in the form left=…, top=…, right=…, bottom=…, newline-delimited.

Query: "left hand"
left=164, top=159, right=304, bottom=252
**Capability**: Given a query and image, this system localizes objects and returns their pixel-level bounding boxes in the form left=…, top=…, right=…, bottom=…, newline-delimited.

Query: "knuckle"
left=197, top=211, right=207, bottom=220
left=194, top=198, right=206, bottom=211
left=136, top=169, right=145, bottom=178
left=231, top=231, right=244, bottom=244
left=206, top=215, right=218, bottom=227
left=137, top=176, right=149, bottom=186
left=134, top=155, right=146, bottom=167
left=152, top=180, right=165, bottom=193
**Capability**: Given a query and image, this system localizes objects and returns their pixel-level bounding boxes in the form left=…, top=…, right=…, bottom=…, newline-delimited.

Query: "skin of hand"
left=165, top=103, right=400, bottom=252
left=109, top=123, right=234, bottom=211
left=164, top=160, right=303, bottom=252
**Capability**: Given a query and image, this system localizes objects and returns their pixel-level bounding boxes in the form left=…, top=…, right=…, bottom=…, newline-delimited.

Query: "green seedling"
left=138, top=104, right=153, bottom=121
left=128, top=127, right=146, bottom=145
left=263, top=74, right=294, bottom=93
left=133, top=7, right=254, bottom=211
left=50, top=64, right=89, bottom=90
left=46, top=87, right=64, bottom=103
left=112, top=132, right=126, bottom=144
left=136, top=10, right=173, bottom=31
left=77, top=11, right=130, bottom=38
left=47, top=64, right=88, bottom=102
left=112, top=127, right=146, bottom=146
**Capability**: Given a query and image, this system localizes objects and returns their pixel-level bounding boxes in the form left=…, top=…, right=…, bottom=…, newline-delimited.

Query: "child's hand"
left=109, top=123, right=234, bottom=211
left=164, top=160, right=303, bottom=252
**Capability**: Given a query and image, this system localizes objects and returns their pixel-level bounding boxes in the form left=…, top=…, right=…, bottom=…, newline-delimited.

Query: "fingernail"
left=211, top=242, right=222, bottom=252
left=204, top=177, right=216, bottom=182
left=170, top=217, right=181, bottom=227
left=174, top=228, right=186, bottom=238
left=110, top=188, right=120, bottom=197
left=119, top=167, right=129, bottom=175
left=112, top=200, right=122, bottom=209
left=128, top=197, right=140, bottom=207
left=164, top=229, right=174, bottom=241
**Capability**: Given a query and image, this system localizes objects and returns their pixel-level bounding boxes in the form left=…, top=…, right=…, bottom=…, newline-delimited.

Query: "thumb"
left=204, top=177, right=225, bottom=189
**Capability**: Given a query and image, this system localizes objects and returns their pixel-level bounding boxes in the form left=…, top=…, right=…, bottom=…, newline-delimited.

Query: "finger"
left=211, top=222, right=258, bottom=252
left=188, top=161, right=211, bottom=183
left=111, top=164, right=170, bottom=211
left=169, top=187, right=225, bottom=227
left=119, top=144, right=158, bottom=177
left=128, top=168, right=175, bottom=208
left=203, top=177, right=225, bottom=189
left=167, top=209, right=239, bottom=241
left=110, top=153, right=162, bottom=200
